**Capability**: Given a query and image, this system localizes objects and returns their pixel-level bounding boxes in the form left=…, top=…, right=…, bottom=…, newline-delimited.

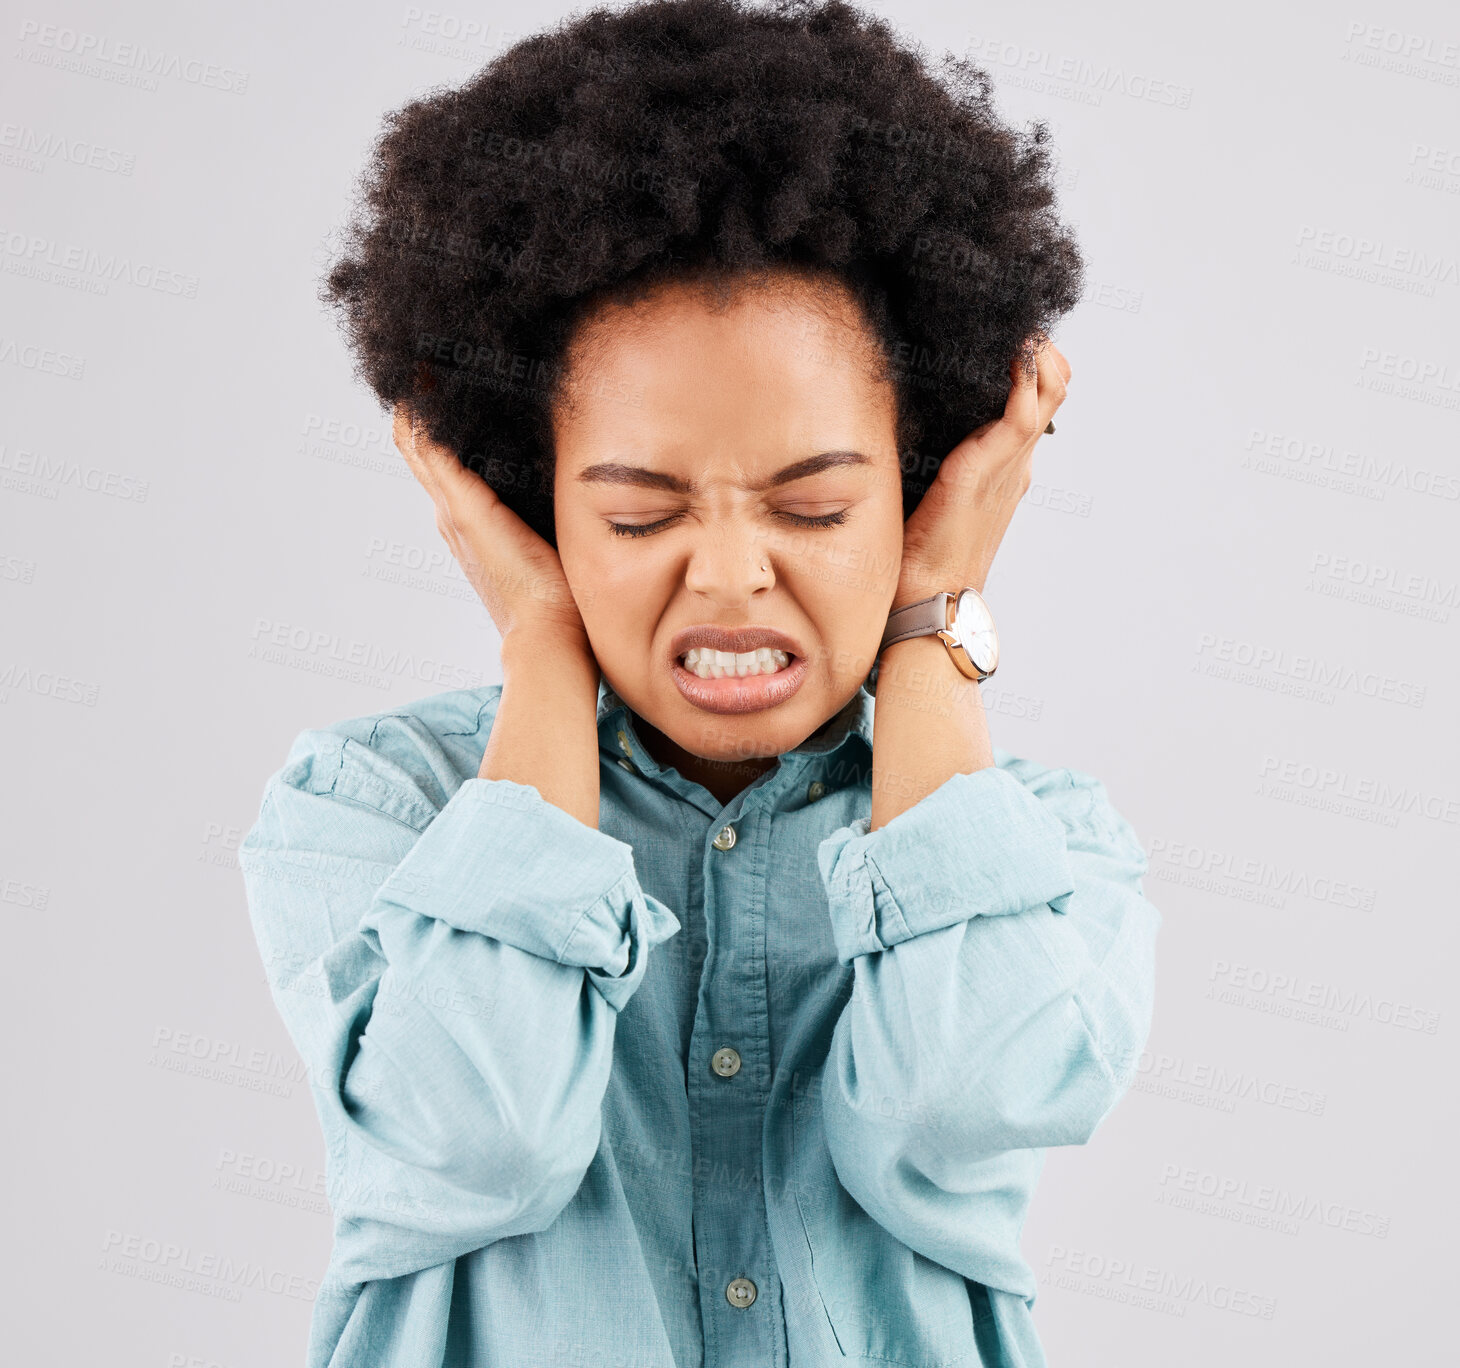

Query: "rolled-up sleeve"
left=239, top=724, right=681, bottom=1286
left=812, top=758, right=1159, bottom=1291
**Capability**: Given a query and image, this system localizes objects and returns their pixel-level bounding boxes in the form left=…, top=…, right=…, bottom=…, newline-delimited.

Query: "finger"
left=1001, top=335, right=1044, bottom=438
left=405, top=411, right=499, bottom=516
left=1052, top=343, right=1072, bottom=385
left=1034, top=337, right=1072, bottom=386
left=393, top=406, right=499, bottom=542
left=392, top=413, right=485, bottom=578
left=392, top=404, right=446, bottom=503
left=1033, top=340, right=1069, bottom=430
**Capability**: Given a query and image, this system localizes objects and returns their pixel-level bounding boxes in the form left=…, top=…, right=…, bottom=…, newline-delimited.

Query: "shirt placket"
left=600, top=698, right=856, bottom=1367
left=688, top=795, right=787, bottom=1368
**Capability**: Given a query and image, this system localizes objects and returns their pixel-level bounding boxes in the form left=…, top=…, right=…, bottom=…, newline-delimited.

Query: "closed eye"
left=607, top=509, right=849, bottom=539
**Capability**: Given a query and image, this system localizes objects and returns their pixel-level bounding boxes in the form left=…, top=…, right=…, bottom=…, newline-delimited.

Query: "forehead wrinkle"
left=575, top=450, right=872, bottom=497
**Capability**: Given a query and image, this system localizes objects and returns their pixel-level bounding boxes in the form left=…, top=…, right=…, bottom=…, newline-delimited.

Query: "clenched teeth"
left=681, top=646, right=791, bottom=679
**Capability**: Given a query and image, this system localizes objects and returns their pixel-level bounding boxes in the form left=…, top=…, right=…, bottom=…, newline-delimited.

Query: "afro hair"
left=321, top=0, right=1085, bottom=547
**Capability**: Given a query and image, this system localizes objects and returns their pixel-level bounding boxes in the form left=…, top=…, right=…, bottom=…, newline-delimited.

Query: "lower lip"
left=671, top=654, right=809, bottom=714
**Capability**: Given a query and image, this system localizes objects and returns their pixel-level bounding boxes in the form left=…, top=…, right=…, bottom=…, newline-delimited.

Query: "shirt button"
left=617, top=757, right=637, bottom=774
left=710, top=1046, right=741, bottom=1077
left=807, top=780, right=827, bottom=802
left=711, top=823, right=737, bottom=851
left=725, top=1277, right=757, bottom=1309
left=616, top=728, right=633, bottom=758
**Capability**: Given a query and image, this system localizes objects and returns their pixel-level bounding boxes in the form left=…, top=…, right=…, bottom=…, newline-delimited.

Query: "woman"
left=240, top=2, right=1159, bottom=1365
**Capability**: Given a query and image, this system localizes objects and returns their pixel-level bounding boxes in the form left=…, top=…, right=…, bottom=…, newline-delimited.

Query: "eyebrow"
left=575, top=449, right=873, bottom=495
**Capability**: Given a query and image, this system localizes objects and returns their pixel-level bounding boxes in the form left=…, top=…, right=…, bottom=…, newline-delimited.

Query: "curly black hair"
left=321, top=0, right=1084, bottom=547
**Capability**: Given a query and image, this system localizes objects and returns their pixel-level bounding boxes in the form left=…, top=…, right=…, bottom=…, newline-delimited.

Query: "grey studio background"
left=2, top=0, right=1456, bottom=1364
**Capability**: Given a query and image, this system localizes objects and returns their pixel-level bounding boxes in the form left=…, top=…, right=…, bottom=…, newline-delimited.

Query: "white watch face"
left=952, top=589, right=998, bottom=673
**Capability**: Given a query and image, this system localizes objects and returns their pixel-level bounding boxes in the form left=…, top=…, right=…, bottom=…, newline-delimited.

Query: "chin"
left=670, top=707, right=799, bottom=763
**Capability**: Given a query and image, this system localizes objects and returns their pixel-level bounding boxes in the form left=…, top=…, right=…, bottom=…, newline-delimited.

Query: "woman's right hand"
left=392, top=404, right=592, bottom=654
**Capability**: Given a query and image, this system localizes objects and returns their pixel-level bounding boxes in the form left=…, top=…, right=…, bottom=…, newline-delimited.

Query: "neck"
left=631, top=702, right=852, bottom=807
left=634, top=717, right=777, bottom=805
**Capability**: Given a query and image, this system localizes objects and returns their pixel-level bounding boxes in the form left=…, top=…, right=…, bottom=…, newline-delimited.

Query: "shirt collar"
left=595, top=667, right=877, bottom=765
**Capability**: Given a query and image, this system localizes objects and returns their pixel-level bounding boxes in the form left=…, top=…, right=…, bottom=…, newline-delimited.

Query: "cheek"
left=558, top=531, right=666, bottom=635
left=554, top=518, right=604, bottom=618
left=579, top=544, right=668, bottom=597
left=557, top=506, right=614, bottom=580
left=801, top=512, right=902, bottom=601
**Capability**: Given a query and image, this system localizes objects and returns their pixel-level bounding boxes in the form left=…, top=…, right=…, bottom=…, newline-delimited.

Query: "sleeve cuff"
left=816, top=766, right=1075, bottom=964
left=365, top=777, right=681, bottom=1011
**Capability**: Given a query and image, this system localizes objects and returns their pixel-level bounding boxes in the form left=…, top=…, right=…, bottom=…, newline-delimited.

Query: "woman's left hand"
left=895, top=332, right=1071, bottom=604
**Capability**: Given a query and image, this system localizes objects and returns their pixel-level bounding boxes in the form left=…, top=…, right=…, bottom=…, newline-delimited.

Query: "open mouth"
left=676, top=646, right=796, bottom=680
left=670, top=646, right=809, bottom=714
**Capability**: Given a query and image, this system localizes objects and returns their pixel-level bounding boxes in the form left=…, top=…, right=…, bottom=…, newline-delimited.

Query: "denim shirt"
left=238, top=672, right=1160, bottom=1368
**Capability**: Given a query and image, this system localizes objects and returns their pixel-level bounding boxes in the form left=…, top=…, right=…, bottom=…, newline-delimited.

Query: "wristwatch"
left=878, top=588, right=999, bottom=681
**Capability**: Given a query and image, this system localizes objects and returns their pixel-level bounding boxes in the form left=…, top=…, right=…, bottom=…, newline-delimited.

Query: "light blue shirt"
left=239, top=672, right=1159, bottom=1367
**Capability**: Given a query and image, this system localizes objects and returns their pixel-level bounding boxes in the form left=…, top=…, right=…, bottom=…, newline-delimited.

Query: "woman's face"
left=552, top=273, right=905, bottom=789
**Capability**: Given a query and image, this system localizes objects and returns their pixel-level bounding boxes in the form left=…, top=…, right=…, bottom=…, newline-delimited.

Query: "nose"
left=683, top=524, right=774, bottom=606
